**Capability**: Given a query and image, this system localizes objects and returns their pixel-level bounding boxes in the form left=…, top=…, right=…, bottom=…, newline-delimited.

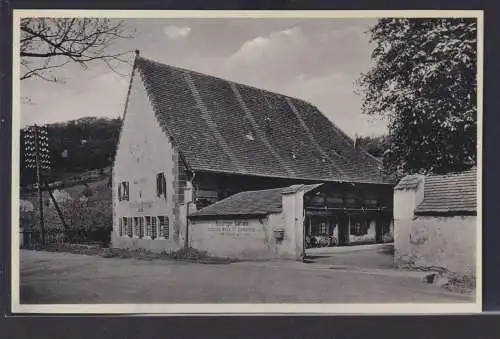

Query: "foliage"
left=82, top=185, right=94, bottom=198
left=357, top=18, right=477, bottom=175
left=20, top=178, right=112, bottom=246
left=357, top=135, right=390, bottom=159
left=20, top=116, right=122, bottom=187
left=20, top=18, right=135, bottom=82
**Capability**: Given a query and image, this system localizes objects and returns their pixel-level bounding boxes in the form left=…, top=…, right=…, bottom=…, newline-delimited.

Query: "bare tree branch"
left=20, top=18, right=136, bottom=82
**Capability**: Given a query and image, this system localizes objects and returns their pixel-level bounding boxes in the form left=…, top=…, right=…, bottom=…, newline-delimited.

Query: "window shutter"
left=118, top=184, right=122, bottom=201
left=156, top=173, right=161, bottom=197
left=162, top=174, right=167, bottom=199
left=124, top=182, right=129, bottom=201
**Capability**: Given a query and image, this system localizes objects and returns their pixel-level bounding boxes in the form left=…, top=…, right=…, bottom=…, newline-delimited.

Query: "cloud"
left=163, top=25, right=192, bottom=40
left=228, top=26, right=304, bottom=66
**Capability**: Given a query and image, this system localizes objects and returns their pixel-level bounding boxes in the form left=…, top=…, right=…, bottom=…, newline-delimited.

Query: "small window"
left=158, top=216, right=169, bottom=239
left=145, top=216, right=151, bottom=238
left=119, top=218, right=123, bottom=236
left=151, top=217, right=157, bottom=240
left=350, top=216, right=369, bottom=236
left=156, top=173, right=167, bottom=199
left=133, top=217, right=140, bottom=237
left=125, top=217, right=133, bottom=237
left=118, top=181, right=129, bottom=201
left=138, top=217, right=145, bottom=238
left=319, top=222, right=327, bottom=235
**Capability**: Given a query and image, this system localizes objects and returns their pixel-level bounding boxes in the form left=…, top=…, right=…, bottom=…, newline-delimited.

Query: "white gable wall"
left=112, top=69, right=184, bottom=252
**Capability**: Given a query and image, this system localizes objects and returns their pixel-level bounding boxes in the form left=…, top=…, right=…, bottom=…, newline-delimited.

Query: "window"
left=138, top=217, right=145, bottom=238
left=145, top=216, right=151, bottom=238
left=133, top=217, right=140, bottom=237
left=126, top=217, right=133, bottom=237
left=156, top=173, right=167, bottom=199
left=119, top=218, right=123, bottom=236
left=350, top=215, right=369, bottom=236
left=118, top=181, right=129, bottom=201
left=319, top=222, right=327, bottom=235
left=158, top=216, right=169, bottom=239
left=151, top=217, right=157, bottom=240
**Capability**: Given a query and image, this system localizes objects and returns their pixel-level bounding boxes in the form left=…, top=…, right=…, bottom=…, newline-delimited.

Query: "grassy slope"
left=20, top=173, right=112, bottom=231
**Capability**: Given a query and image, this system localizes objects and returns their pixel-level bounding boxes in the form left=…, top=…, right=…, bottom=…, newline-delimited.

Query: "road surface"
left=20, top=250, right=474, bottom=304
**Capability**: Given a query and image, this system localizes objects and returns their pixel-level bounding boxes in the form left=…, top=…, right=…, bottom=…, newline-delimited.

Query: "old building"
left=189, top=182, right=394, bottom=260
left=112, top=51, right=393, bottom=253
left=393, top=168, right=477, bottom=277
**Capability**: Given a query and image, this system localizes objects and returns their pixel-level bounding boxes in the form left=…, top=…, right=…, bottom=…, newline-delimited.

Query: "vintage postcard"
left=11, top=10, right=483, bottom=314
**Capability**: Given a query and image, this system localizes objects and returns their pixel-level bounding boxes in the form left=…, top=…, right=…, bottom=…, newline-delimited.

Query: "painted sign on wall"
left=208, top=220, right=258, bottom=236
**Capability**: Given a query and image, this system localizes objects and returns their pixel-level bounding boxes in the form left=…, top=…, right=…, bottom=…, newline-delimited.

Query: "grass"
left=31, top=243, right=239, bottom=264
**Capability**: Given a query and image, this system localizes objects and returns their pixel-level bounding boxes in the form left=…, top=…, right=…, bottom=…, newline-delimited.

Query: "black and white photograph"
left=12, top=10, right=482, bottom=313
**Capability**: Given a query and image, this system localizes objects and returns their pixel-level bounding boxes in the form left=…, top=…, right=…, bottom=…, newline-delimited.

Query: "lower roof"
left=189, top=184, right=322, bottom=219
left=415, top=167, right=477, bottom=215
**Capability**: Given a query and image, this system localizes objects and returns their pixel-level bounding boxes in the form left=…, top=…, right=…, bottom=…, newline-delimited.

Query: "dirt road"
left=20, top=250, right=474, bottom=304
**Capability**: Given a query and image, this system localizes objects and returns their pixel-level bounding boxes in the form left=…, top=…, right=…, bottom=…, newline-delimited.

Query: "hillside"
left=20, top=116, right=121, bottom=187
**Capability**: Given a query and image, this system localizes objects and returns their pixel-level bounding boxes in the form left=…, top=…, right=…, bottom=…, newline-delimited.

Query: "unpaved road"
left=20, top=250, right=474, bottom=304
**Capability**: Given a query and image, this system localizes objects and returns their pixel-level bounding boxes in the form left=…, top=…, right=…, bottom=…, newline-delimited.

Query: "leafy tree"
left=357, top=18, right=477, bottom=175
left=20, top=18, right=135, bottom=82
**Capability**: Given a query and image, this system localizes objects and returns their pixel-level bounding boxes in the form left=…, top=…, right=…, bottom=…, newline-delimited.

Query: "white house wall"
left=112, top=69, right=184, bottom=252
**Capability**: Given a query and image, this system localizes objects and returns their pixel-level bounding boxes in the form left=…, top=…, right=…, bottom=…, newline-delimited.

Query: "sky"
left=20, top=17, right=389, bottom=137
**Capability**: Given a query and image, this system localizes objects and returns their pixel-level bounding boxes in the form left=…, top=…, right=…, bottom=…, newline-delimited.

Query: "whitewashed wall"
left=112, top=70, right=183, bottom=252
left=189, top=188, right=306, bottom=260
left=408, top=216, right=476, bottom=277
left=393, top=175, right=476, bottom=277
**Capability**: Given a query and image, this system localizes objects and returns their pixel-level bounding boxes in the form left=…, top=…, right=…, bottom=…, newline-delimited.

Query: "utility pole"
left=34, top=125, right=45, bottom=245
left=24, top=125, right=50, bottom=246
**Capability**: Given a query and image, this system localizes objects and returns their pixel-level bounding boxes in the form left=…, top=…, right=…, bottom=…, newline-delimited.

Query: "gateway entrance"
left=303, top=183, right=393, bottom=249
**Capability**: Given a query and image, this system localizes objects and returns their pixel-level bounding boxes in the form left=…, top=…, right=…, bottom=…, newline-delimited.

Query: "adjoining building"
left=112, top=51, right=393, bottom=254
left=393, top=168, right=477, bottom=277
left=189, top=183, right=394, bottom=260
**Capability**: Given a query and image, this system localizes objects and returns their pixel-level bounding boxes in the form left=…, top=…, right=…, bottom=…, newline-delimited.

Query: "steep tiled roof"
left=394, top=174, right=424, bottom=190
left=189, top=187, right=286, bottom=218
left=134, top=55, right=389, bottom=184
left=415, top=168, right=477, bottom=215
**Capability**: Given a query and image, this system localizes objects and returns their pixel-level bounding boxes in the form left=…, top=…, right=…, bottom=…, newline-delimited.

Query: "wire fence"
left=20, top=227, right=110, bottom=249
